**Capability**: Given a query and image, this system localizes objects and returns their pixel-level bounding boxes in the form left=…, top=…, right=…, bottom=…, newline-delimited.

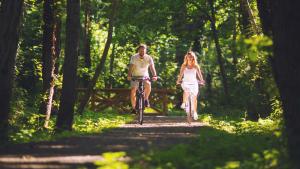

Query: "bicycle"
left=183, top=83, right=196, bottom=124
left=178, top=81, right=204, bottom=124
left=131, top=76, right=151, bottom=125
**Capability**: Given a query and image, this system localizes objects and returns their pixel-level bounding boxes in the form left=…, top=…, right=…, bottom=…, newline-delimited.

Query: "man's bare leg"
left=144, top=81, right=151, bottom=106
left=130, top=87, right=137, bottom=109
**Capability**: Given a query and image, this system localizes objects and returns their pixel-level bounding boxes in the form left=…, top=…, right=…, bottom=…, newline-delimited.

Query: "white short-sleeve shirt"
left=130, top=53, right=154, bottom=77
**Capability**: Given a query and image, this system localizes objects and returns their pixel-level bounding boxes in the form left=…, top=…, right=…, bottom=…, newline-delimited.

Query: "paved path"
left=0, top=116, right=206, bottom=169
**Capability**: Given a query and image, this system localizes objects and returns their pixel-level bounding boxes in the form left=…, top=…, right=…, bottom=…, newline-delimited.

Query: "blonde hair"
left=182, top=51, right=200, bottom=68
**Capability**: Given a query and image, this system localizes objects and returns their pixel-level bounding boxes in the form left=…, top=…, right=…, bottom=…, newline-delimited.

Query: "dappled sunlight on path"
left=0, top=116, right=206, bottom=169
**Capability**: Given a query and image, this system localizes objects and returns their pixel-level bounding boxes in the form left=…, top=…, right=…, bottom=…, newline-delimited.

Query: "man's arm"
left=150, top=64, right=157, bottom=81
left=127, top=64, right=133, bottom=81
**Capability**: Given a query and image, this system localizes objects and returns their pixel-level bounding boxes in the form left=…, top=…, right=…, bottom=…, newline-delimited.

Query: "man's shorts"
left=130, top=79, right=151, bottom=88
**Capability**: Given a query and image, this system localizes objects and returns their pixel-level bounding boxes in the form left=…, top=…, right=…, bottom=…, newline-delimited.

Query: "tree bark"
left=208, top=0, right=229, bottom=98
left=0, top=0, right=24, bottom=141
left=270, top=1, right=300, bottom=168
left=39, top=0, right=59, bottom=128
left=109, top=43, right=116, bottom=89
left=82, top=0, right=91, bottom=87
left=56, top=0, right=80, bottom=131
left=256, top=0, right=272, bottom=37
left=77, top=0, right=117, bottom=115
left=239, top=0, right=259, bottom=36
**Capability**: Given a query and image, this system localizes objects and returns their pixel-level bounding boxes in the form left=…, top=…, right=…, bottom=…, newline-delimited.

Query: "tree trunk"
left=77, top=0, right=118, bottom=115
left=39, top=0, right=58, bottom=128
left=232, top=2, right=238, bottom=69
left=208, top=0, right=229, bottom=98
left=109, top=43, right=116, bottom=89
left=270, top=1, right=300, bottom=168
left=56, top=0, right=80, bottom=131
left=0, top=0, right=24, bottom=141
left=256, top=0, right=272, bottom=37
left=239, top=0, right=259, bottom=36
left=82, top=0, right=91, bottom=87
left=51, top=18, right=62, bottom=116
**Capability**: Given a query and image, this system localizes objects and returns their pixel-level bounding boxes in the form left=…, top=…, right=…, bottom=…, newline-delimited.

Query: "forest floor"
left=0, top=115, right=206, bottom=169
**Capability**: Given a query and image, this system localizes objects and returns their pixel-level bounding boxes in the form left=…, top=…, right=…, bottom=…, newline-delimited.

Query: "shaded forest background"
left=0, top=0, right=299, bottom=168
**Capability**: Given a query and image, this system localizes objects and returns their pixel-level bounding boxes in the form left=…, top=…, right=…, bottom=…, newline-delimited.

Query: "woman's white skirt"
left=181, top=82, right=198, bottom=96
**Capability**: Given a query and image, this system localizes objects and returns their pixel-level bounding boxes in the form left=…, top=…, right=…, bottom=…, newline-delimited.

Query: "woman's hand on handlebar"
left=152, top=76, right=158, bottom=81
left=198, top=80, right=205, bottom=86
left=127, top=76, right=132, bottom=81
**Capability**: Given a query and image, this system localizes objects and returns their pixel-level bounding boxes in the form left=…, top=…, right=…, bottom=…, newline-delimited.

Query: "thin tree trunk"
left=77, top=0, right=118, bottom=115
left=0, top=0, right=24, bottom=141
left=270, top=1, right=300, bottom=168
left=208, top=0, right=229, bottom=98
left=56, top=0, right=80, bottom=131
left=39, top=0, right=58, bottom=128
left=232, top=2, right=238, bottom=69
left=45, top=15, right=61, bottom=127
left=52, top=18, right=61, bottom=115
left=82, top=0, right=91, bottom=87
left=109, top=43, right=116, bottom=89
left=239, top=0, right=257, bottom=36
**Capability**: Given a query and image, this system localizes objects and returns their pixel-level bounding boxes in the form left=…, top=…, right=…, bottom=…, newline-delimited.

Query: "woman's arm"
left=196, top=65, right=205, bottom=84
left=176, top=65, right=185, bottom=84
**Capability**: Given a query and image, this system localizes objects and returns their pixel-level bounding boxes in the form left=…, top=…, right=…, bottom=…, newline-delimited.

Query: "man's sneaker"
left=145, top=100, right=150, bottom=107
left=193, top=112, right=198, bottom=120
left=180, top=103, right=185, bottom=109
left=131, top=109, right=137, bottom=114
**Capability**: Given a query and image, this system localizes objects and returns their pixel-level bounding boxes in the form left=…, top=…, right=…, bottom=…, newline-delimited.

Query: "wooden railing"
left=77, top=88, right=176, bottom=115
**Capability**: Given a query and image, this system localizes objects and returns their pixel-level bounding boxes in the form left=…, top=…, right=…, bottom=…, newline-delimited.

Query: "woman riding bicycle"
left=176, top=51, right=205, bottom=120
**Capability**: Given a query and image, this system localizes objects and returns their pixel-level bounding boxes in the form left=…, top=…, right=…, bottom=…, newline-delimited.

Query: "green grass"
left=8, top=109, right=134, bottom=144
left=130, top=113, right=289, bottom=169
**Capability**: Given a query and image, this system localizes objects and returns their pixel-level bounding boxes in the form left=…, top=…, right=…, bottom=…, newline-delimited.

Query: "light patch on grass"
left=94, top=152, right=129, bottom=169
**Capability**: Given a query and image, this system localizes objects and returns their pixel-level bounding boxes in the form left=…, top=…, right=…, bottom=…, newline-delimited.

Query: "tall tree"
left=82, top=0, right=92, bottom=87
left=0, top=0, right=24, bottom=141
left=77, top=0, right=118, bottom=114
left=56, top=0, right=80, bottom=131
left=267, top=1, right=300, bottom=168
left=208, top=0, right=229, bottom=98
left=39, top=0, right=59, bottom=128
left=256, top=0, right=272, bottom=36
left=239, top=0, right=259, bottom=36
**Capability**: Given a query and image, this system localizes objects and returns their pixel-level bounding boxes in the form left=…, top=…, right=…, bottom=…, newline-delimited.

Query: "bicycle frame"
left=132, top=76, right=149, bottom=125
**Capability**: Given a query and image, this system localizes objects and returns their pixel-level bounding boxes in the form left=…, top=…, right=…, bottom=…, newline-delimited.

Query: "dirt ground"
left=0, top=116, right=206, bottom=169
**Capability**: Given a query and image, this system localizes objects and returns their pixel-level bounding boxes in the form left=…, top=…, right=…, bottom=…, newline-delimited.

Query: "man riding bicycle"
left=127, top=44, right=158, bottom=114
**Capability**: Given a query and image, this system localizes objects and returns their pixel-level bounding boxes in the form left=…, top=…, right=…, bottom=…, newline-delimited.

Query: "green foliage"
left=131, top=113, right=289, bottom=169
left=94, top=152, right=129, bottom=169
left=7, top=110, right=133, bottom=144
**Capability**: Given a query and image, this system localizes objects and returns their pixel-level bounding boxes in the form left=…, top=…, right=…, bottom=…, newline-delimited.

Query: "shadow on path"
left=0, top=116, right=206, bottom=169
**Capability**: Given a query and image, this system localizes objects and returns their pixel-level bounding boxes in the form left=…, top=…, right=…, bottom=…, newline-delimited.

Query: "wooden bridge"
left=77, top=88, right=178, bottom=115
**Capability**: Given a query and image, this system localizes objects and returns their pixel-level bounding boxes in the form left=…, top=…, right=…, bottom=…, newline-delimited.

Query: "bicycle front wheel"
left=186, top=95, right=192, bottom=124
left=138, top=96, right=144, bottom=125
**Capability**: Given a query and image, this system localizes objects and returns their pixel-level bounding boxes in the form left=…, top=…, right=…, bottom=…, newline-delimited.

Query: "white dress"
left=181, top=67, right=199, bottom=96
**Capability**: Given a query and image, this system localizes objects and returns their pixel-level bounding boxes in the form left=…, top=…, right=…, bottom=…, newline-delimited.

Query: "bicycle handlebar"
left=131, top=76, right=159, bottom=82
